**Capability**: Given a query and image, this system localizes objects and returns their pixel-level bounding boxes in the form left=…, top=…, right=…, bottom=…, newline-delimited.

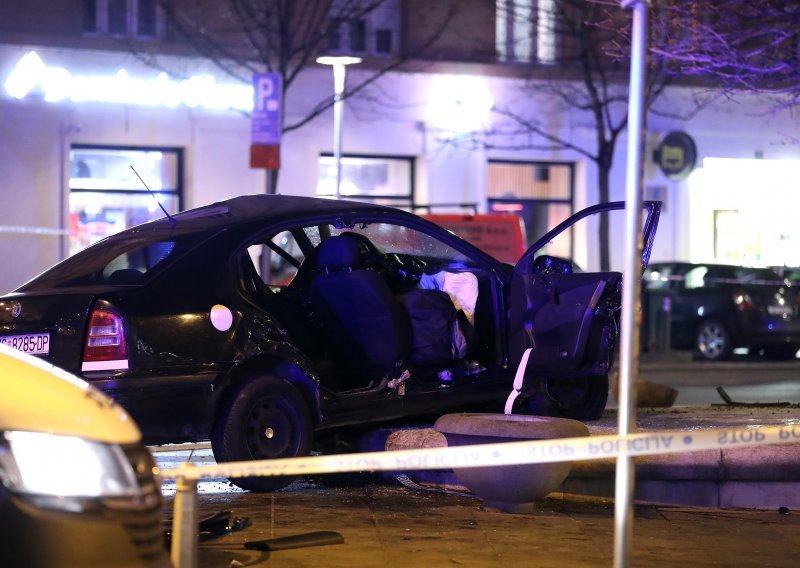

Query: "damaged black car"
left=0, top=195, right=660, bottom=491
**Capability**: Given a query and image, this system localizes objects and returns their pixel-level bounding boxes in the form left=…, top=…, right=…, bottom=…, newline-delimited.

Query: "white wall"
left=2, top=45, right=799, bottom=292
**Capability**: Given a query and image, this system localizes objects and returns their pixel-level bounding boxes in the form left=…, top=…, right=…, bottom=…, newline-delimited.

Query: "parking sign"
left=251, top=73, right=281, bottom=145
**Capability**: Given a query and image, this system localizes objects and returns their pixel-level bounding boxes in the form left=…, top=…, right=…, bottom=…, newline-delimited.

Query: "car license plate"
left=0, top=333, right=50, bottom=355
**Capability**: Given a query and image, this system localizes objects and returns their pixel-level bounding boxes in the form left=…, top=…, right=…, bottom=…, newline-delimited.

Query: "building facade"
left=1, top=0, right=799, bottom=293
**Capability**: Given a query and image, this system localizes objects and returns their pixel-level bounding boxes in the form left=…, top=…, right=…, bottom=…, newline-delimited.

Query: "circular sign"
left=656, top=131, right=697, bottom=181
left=210, top=304, right=233, bottom=332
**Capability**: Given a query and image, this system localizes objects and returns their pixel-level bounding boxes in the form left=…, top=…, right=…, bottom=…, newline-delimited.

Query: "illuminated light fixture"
left=316, top=55, right=362, bottom=200
left=3, top=51, right=46, bottom=99
left=3, top=50, right=254, bottom=111
left=492, top=203, right=524, bottom=212
left=428, top=75, right=494, bottom=132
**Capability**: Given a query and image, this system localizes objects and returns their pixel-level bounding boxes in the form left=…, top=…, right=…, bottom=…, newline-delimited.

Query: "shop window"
left=316, top=154, right=414, bottom=208
left=487, top=160, right=573, bottom=251
left=69, top=146, right=182, bottom=256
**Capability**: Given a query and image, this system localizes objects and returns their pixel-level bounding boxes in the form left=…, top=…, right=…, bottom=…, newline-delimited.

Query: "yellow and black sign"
left=655, top=131, right=697, bottom=181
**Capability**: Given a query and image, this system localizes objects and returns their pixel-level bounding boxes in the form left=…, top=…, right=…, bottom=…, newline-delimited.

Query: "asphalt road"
left=636, top=350, right=800, bottom=406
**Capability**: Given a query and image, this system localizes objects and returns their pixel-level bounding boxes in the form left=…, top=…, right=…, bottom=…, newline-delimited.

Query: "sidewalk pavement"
left=157, top=403, right=800, bottom=567
left=174, top=480, right=799, bottom=568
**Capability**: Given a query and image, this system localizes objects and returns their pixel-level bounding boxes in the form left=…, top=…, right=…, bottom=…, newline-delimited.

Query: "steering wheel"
left=381, top=253, right=426, bottom=292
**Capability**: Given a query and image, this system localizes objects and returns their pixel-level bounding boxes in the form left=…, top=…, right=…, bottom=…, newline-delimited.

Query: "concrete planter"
left=434, top=413, right=590, bottom=512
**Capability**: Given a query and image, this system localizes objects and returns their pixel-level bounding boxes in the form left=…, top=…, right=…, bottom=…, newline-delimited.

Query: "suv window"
left=643, top=265, right=673, bottom=290
left=684, top=266, right=708, bottom=289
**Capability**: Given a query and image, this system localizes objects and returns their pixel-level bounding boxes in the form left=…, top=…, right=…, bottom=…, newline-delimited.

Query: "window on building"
left=349, top=20, right=367, bottom=52
left=328, top=18, right=343, bottom=51
left=487, top=161, right=573, bottom=251
left=495, top=0, right=558, bottom=63
left=82, top=0, right=165, bottom=39
left=327, top=0, right=399, bottom=57
left=68, top=146, right=182, bottom=256
left=376, top=29, right=393, bottom=54
left=316, top=155, right=414, bottom=208
left=137, top=0, right=157, bottom=37
left=108, top=0, right=127, bottom=35
left=83, top=0, right=98, bottom=32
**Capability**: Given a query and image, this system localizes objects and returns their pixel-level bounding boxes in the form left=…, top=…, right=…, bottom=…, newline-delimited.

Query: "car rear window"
left=19, top=234, right=202, bottom=290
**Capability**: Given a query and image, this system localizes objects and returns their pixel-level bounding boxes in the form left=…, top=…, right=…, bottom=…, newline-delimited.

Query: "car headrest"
left=317, top=235, right=365, bottom=271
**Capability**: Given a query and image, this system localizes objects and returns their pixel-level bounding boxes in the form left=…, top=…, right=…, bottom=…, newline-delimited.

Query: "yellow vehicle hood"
left=0, top=345, right=141, bottom=444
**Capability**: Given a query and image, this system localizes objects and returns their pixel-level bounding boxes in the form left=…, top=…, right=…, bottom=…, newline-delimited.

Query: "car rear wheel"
left=211, top=376, right=312, bottom=492
left=694, top=319, right=732, bottom=361
left=524, top=374, right=609, bottom=421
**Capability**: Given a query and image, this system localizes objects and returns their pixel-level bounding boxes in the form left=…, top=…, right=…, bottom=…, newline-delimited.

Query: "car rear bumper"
left=87, top=370, right=223, bottom=444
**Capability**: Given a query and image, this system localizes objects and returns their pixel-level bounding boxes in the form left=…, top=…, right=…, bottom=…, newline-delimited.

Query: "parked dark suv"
left=642, top=262, right=800, bottom=361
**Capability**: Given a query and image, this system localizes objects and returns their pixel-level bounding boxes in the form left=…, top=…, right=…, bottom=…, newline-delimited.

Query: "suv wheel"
left=212, top=376, right=312, bottom=492
left=694, top=319, right=732, bottom=361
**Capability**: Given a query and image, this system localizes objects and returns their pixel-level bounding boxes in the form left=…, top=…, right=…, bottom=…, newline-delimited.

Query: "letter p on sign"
left=251, top=73, right=281, bottom=146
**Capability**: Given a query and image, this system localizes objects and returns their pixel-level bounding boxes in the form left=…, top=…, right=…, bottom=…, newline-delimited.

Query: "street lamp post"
left=316, top=55, right=362, bottom=200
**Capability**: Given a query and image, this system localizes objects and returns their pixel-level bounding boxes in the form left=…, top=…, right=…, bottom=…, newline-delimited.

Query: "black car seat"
left=311, top=233, right=411, bottom=391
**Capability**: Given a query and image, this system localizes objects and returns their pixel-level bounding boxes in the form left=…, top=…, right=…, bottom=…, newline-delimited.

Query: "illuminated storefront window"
left=316, top=154, right=414, bottom=208
left=69, top=145, right=182, bottom=255
left=689, top=158, right=800, bottom=267
left=487, top=160, right=574, bottom=252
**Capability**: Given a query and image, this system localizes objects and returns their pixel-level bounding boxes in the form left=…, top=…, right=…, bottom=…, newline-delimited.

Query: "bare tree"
left=129, top=0, right=456, bottom=190
left=444, top=0, right=669, bottom=271
left=650, top=1, right=800, bottom=107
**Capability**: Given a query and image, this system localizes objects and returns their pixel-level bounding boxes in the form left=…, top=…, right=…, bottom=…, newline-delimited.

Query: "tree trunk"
left=597, top=150, right=612, bottom=271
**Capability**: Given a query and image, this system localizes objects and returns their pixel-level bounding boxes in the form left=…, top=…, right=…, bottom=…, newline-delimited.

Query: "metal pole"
left=332, top=63, right=345, bottom=200
left=615, top=1, right=648, bottom=567
left=170, top=465, right=199, bottom=568
left=317, top=56, right=360, bottom=200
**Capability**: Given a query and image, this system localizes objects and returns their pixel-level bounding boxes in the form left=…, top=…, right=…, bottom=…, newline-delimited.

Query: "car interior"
left=237, top=224, right=499, bottom=396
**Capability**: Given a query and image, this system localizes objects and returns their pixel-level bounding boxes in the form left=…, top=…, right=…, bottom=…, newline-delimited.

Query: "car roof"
left=129, top=195, right=407, bottom=239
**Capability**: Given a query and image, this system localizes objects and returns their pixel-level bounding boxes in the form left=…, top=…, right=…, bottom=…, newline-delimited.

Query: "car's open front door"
left=508, top=201, right=661, bottom=381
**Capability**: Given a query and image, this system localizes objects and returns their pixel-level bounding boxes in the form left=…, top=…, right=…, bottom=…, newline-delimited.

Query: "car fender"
left=224, top=344, right=323, bottom=426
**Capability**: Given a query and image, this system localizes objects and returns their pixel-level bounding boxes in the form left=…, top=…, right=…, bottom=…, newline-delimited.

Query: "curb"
left=359, top=423, right=800, bottom=510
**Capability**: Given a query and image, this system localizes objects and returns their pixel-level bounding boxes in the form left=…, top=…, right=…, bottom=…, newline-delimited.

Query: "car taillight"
left=733, top=289, right=754, bottom=311
left=81, top=309, right=129, bottom=372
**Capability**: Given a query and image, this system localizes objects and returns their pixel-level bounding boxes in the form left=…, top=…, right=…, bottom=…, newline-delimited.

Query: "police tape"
left=158, top=423, right=800, bottom=482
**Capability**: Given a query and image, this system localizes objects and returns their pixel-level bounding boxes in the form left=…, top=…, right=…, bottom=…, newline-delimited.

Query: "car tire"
left=694, top=319, right=732, bottom=361
left=211, top=376, right=312, bottom=492
left=524, top=374, right=609, bottom=421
